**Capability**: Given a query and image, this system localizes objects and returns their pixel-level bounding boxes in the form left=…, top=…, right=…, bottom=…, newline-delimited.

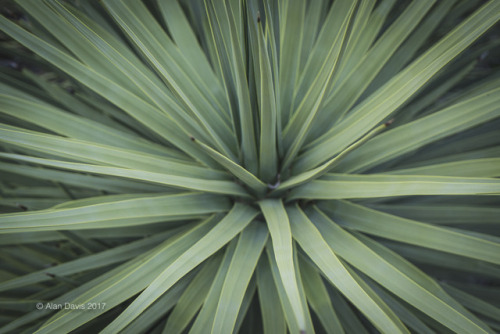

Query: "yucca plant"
left=0, top=0, right=499, bottom=333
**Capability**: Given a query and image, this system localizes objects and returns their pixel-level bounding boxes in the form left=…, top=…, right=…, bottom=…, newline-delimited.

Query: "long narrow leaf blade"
left=99, top=203, right=258, bottom=333
left=287, top=205, right=407, bottom=333
left=259, top=199, right=306, bottom=332
left=288, top=174, right=500, bottom=200
left=211, top=222, right=268, bottom=333
left=320, top=200, right=500, bottom=265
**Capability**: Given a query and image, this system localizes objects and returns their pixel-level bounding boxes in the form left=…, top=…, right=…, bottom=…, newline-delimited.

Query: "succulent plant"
left=0, top=0, right=499, bottom=333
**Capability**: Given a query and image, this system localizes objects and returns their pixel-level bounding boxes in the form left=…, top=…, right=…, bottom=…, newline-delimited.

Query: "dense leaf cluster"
left=0, top=1, right=499, bottom=333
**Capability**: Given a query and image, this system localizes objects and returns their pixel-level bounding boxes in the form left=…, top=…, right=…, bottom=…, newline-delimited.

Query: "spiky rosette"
left=0, top=1, right=500, bottom=333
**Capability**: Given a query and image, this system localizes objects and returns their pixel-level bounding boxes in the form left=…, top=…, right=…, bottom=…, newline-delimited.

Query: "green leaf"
left=369, top=203, right=500, bottom=225
left=386, top=158, right=500, bottom=177
left=343, top=263, right=411, bottom=333
left=99, top=0, right=236, bottom=158
left=364, top=279, right=435, bottom=334
left=334, top=87, right=500, bottom=173
left=120, top=275, right=192, bottom=334
left=280, top=0, right=356, bottom=171
left=0, top=88, right=173, bottom=157
left=0, top=125, right=225, bottom=179
left=259, top=199, right=306, bottom=332
left=308, top=206, right=493, bottom=334
left=99, top=203, right=258, bottom=333
left=320, top=200, right=500, bottom=265
left=277, top=0, right=305, bottom=127
left=256, top=256, right=287, bottom=334
left=211, top=221, right=268, bottom=333
left=157, top=1, right=224, bottom=103
left=32, top=216, right=219, bottom=334
left=311, top=0, right=434, bottom=133
left=205, top=0, right=258, bottom=173
left=364, top=0, right=458, bottom=96
left=233, top=276, right=258, bottom=334
left=255, top=17, right=278, bottom=183
left=188, top=241, right=237, bottom=334
left=353, top=233, right=496, bottom=329
left=264, top=243, right=314, bottom=334
left=162, top=254, right=222, bottom=334
left=298, top=0, right=326, bottom=71
left=1, top=0, right=500, bottom=332
left=294, top=0, right=500, bottom=172
left=382, top=241, right=500, bottom=280
left=0, top=14, right=213, bottom=166
left=0, top=229, right=183, bottom=292
left=288, top=173, right=500, bottom=200
left=0, top=193, right=229, bottom=232
left=0, top=158, right=168, bottom=194
left=0, top=153, right=249, bottom=198
left=0, top=223, right=174, bottom=245
left=274, top=121, right=389, bottom=193
left=442, top=283, right=500, bottom=322
left=287, top=204, right=406, bottom=333
left=331, top=0, right=393, bottom=87
left=298, top=255, right=344, bottom=334
left=191, top=137, right=267, bottom=196
left=328, top=286, right=370, bottom=334
left=0, top=198, right=63, bottom=211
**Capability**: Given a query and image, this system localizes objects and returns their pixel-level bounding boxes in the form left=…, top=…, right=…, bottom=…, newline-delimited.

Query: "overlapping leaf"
left=0, top=1, right=499, bottom=333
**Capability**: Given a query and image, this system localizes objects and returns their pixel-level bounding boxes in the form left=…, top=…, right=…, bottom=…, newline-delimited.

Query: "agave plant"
left=0, top=0, right=500, bottom=333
